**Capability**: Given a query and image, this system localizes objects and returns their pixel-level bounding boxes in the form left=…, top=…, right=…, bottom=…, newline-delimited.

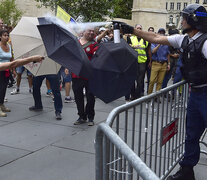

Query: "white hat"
left=99, top=27, right=106, bottom=32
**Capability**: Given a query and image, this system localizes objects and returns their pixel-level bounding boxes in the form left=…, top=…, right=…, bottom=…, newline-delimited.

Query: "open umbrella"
left=89, top=39, right=138, bottom=103
left=37, top=20, right=91, bottom=78
left=10, top=17, right=61, bottom=76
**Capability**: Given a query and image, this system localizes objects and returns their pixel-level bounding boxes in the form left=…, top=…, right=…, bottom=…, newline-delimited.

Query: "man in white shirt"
left=121, top=4, right=207, bottom=180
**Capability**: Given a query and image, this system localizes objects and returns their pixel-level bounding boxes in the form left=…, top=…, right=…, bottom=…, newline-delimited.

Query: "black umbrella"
left=89, top=39, right=138, bottom=103
left=37, top=20, right=91, bottom=78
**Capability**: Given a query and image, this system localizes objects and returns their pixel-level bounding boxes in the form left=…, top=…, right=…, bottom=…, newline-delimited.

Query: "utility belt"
left=191, top=86, right=207, bottom=93
left=152, top=60, right=167, bottom=64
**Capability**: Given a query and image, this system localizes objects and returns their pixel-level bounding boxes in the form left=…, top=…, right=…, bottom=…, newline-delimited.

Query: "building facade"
left=15, top=0, right=53, bottom=17
left=4, top=0, right=207, bottom=32
left=132, top=0, right=207, bottom=32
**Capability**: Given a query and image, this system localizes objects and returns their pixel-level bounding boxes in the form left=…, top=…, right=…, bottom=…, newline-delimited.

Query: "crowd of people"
left=0, top=15, right=183, bottom=124
left=0, top=2, right=206, bottom=180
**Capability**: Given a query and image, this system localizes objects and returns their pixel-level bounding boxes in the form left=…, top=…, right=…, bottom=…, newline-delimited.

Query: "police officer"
left=121, top=4, right=207, bottom=180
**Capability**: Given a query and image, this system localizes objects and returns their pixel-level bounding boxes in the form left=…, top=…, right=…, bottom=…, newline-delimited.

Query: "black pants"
left=135, top=62, right=146, bottom=98
left=0, top=71, right=9, bottom=104
left=72, top=78, right=95, bottom=120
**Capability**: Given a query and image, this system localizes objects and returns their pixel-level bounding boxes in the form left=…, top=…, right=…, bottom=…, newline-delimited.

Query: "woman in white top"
left=0, top=29, right=43, bottom=117
left=0, top=29, right=13, bottom=116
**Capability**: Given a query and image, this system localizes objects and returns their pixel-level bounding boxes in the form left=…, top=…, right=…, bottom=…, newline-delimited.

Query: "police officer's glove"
left=121, top=23, right=134, bottom=34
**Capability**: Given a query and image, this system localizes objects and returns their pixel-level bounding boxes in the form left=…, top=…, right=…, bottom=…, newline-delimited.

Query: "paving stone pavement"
left=0, top=76, right=206, bottom=180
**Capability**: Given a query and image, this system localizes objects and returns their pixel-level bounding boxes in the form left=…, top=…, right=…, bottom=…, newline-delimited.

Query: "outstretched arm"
left=0, top=55, right=44, bottom=71
left=121, top=24, right=171, bottom=46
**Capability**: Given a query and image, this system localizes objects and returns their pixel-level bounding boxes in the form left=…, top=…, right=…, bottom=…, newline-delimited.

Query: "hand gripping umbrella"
left=89, top=39, right=138, bottom=103
left=37, top=19, right=91, bottom=78
left=10, top=17, right=61, bottom=76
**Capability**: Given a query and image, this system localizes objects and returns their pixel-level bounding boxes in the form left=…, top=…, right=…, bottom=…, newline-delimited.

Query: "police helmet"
left=181, top=4, right=207, bottom=33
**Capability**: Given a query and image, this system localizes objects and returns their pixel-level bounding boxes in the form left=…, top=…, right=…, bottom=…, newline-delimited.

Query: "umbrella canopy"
left=37, top=20, right=91, bottom=78
left=89, top=39, right=138, bottom=103
left=10, top=17, right=61, bottom=76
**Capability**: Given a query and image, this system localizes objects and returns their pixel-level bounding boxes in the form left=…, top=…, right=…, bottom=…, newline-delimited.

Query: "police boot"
left=167, top=166, right=195, bottom=180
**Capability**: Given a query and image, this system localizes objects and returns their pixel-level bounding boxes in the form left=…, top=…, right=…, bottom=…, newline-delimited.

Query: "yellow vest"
left=130, top=36, right=148, bottom=63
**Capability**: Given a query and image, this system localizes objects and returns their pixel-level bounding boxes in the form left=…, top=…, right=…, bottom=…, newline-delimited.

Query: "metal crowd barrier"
left=95, top=80, right=206, bottom=180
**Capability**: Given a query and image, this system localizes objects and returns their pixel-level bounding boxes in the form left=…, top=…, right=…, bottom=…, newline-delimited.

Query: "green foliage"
left=35, top=0, right=133, bottom=21
left=112, top=0, right=133, bottom=19
left=0, top=0, right=23, bottom=27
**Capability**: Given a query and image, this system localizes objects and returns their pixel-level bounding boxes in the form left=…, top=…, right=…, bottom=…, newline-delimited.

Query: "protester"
left=0, top=55, right=43, bottom=71
left=46, top=79, right=53, bottom=96
left=162, top=29, right=180, bottom=90
left=72, top=28, right=98, bottom=126
left=0, top=30, right=43, bottom=117
left=10, top=65, right=33, bottom=95
left=95, top=27, right=111, bottom=43
left=146, top=27, right=154, bottom=91
left=61, top=67, right=75, bottom=103
left=29, top=73, right=63, bottom=120
left=0, top=29, right=13, bottom=117
left=124, top=33, right=136, bottom=102
left=147, top=28, right=170, bottom=100
left=121, top=3, right=207, bottom=180
left=0, top=19, right=5, bottom=30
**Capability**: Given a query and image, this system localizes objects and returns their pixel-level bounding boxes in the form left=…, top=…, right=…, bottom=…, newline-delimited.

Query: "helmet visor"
left=180, top=11, right=189, bottom=20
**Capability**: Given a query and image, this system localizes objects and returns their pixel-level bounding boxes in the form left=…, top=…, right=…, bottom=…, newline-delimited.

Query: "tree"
left=0, top=0, right=23, bottom=27
left=35, top=0, right=113, bottom=22
left=112, top=0, right=133, bottom=19
left=35, top=0, right=133, bottom=21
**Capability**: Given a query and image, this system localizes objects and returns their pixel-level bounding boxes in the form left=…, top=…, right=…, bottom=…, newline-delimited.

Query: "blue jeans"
left=162, top=70, right=172, bottom=89
left=180, top=90, right=207, bottom=167
left=32, top=75, right=63, bottom=113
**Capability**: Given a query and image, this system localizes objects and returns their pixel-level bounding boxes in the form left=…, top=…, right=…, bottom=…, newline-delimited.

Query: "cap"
left=99, top=27, right=106, bottom=32
left=158, top=28, right=166, bottom=34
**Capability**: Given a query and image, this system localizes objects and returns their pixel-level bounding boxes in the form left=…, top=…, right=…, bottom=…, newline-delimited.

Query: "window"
left=184, top=2, right=188, bottom=8
left=170, top=2, right=174, bottom=10
left=204, top=0, right=207, bottom=4
left=195, top=0, right=199, bottom=3
left=176, top=15, right=180, bottom=26
left=166, top=2, right=168, bottom=10
left=177, top=2, right=181, bottom=10
left=169, top=15, right=174, bottom=23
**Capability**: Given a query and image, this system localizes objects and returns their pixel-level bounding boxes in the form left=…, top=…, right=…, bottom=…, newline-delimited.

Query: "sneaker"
left=88, top=121, right=94, bottom=126
left=11, top=88, right=19, bottom=95
left=55, top=112, right=62, bottom=120
left=167, top=166, right=195, bottom=180
left=0, top=109, right=6, bottom=117
left=29, top=106, right=43, bottom=111
left=46, top=91, right=53, bottom=97
left=7, top=83, right=13, bottom=88
left=0, top=104, right=11, bottom=112
left=64, top=97, right=75, bottom=103
left=74, top=118, right=87, bottom=125
left=4, top=97, right=8, bottom=102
